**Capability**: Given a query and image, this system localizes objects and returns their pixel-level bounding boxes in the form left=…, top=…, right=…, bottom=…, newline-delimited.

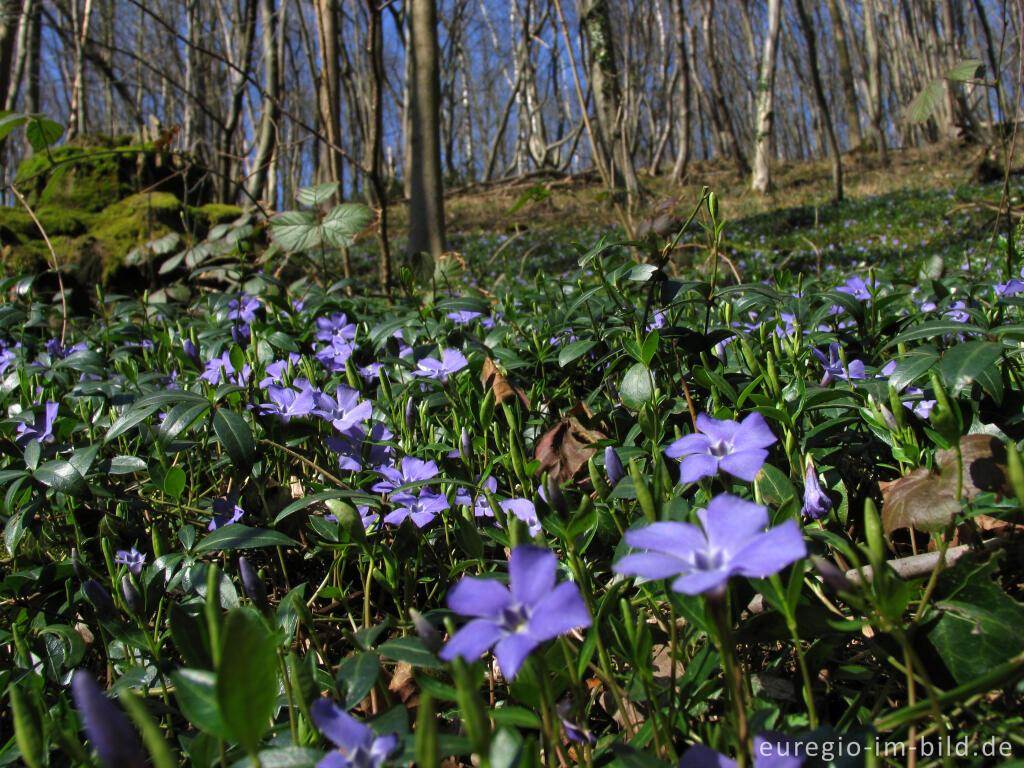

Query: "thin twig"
left=10, top=184, right=68, bottom=344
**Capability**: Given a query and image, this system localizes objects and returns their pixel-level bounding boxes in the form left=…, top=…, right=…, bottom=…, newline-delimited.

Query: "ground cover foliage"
left=3, top=178, right=1024, bottom=768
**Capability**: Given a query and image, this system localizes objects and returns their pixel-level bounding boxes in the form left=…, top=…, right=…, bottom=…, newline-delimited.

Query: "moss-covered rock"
left=81, top=192, right=185, bottom=284
left=193, top=203, right=245, bottom=237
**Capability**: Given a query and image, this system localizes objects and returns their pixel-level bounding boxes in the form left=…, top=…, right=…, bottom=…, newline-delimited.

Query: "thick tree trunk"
left=244, top=0, right=281, bottom=206
left=579, top=0, right=641, bottom=206
left=0, top=0, right=21, bottom=109
left=364, top=0, right=392, bottom=292
left=314, top=0, right=344, bottom=193
left=861, top=0, right=888, bottom=164
left=825, top=0, right=862, bottom=149
left=751, top=0, right=782, bottom=193
left=406, top=0, right=445, bottom=261
left=669, top=0, right=691, bottom=184
left=794, top=0, right=842, bottom=201
left=701, top=0, right=749, bottom=178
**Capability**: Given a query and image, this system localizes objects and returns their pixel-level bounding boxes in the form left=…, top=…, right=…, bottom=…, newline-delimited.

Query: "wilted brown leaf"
left=481, top=357, right=529, bottom=408
left=881, top=434, right=1011, bottom=535
left=535, top=404, right=607, bottom=483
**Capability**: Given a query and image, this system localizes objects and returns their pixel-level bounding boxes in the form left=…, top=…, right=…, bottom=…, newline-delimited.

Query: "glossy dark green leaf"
left=33, top=460, right=89, bottom=497
left=162, top=466, right=187, bottom=499
left=557, top=340, right=596, bottom=368
left=938, top=341, right=1003, bottom=395
left=619, top=362, right=654, bottom=409
left=337, top=651, right=380, bottom=709
left=376, top=637, right=442, bottom=668
left=216, top=608, right=279, bottom=753
left=195, top=524, right=296, bottom=553
left=108, top=456, right=148, bottom=475
left=887, top=346, right=939, bottom=392
left=213, top=408, right=256, bottom=471
left=171, top=669, right=233, bottom=740
left=158, top=401, right=210, bottom=442
left=168, top=602, right=212, bottom=668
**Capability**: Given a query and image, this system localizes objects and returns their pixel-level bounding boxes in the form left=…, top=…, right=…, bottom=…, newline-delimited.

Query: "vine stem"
left=11, top=183, right=68, bottom=344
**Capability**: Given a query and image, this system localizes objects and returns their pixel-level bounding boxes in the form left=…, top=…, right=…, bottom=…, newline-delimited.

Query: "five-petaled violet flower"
left=801, top=459, right=832, bottom=520
left=440, top=545, right=591, bottom=680
left=209, top=494, right=245, bottom=530
left=15, top=401, right=58, bottom=447
left=383, top=488, right=449, bottom=528
left=813, top=342, right=866, bottom=385
left=114, top=547, right=146, bottom=575
left=258, top=383, right=317, bottom=422
left=613, top=494, right=806, bottom=597
left=665, top=412, right=776, bottom=484
left=371, top=456, right=439, bottom=494
left=311, top=698, right=400, bottom=768
left=415, top=348, right=468, bottom=382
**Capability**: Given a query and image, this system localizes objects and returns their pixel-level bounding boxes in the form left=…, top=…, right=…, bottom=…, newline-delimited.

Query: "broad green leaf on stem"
left=945, top=59, right=984, bottom=82
left=885, top=320, right=984, bottom=347
left=269, top=210, right=319, bottom=251
left=172, top=669, right=233, bottom=741
left=377, top=637, right=443, bottom=668
left=25, top=118, right=64, bottom=151
left=887, top=346, right=939, bottom=392
left=938, top=340, right=1003, bottom=395
left=926, top=555, right=1024, bottom=685
left=558, top=340, right=596, bottom=368
left=321, top=203, right=374, bottom=247
left=907, top=78, right=945, bottom=123
left=33, top=460, right=89, bottom=497
left=337, top=651, right=380, bottom=710
left=756, top=462, right=796, bottom=510
left=0, top=112, right=29, bottom=142
left=619, top=362, right=654, bottom=409
left=295, top=182, right=339, bottom=206
left=162, top=466, right=186, bottom=499
left=216, top=608, right=279, bottom=754
left=195, top=524, right=296, bottom=553
left=212, top=408, right=256, bottom=471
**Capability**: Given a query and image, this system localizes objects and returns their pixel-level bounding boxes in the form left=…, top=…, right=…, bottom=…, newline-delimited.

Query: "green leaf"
left=0, top=112, right=29, bottom=142
left=213, top=408, right=256, bottom=471
left=926, top=555, right=1024, bottom=685
left=756, top=462, right=797, bottom=510
left=158, top=401, right=210, bottom=442
left=168, top=602, right=212, bottom=668
left=106, top=404, right=161, bottom=442
left=938, top=340, right=1003, bottom=395
left=558, top=340, right=596, bottom=368
left=216, top=608, right=279, bottom=754
left=195, top=524, right=297, bottom=553
left=945, top=59, right=984, bottom=82
left=162, top=466, right=187, bottom=500
left=33, top=460, right=89, bottom=497
left=885, top=320, right=984, bottom=347
left=337, top=651, right=380, bottom=709
left=108, top=455, right=148, bottom=475
left=295, top=182, right=339, bottom=206
left=376, top=637, right=442, bottom=668
left=24, top=118, right=64, bottom=151
left=887, top=346, right=939, bottom=391
left=619, top=362, right=654, bottom=409
left=321, top=203, right=374, bottom=247
left=907, top=77, right=945, bottom=123
left=171, top=669, right=233, bottom=740
left=270, top=210, right=319, bottom=251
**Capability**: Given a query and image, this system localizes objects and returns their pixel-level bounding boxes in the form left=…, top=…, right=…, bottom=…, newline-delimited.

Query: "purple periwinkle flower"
left=371, top=456, right=439, bottom=494
left=209, top=494, right=245, bottom=530
left=440, top=545, right=592, bottom=679
left=258, top=383, right=317, bottom=422
left=314, top=385, right=372, bottom=432
left=315, top=337, right=357, bottom=372
left=316, top=313, right=358, bottom=342
left=996, top=279, right=1024, bottom=297
left=114, top=547, right=146, bottom=575
left=813, top=343, right=866, bottom=385
left=801, top=460, right=832, bottom=520
left=383, top=488, right=449, bottom=527
left=447, top=310, right=482, bottom=325
left=238, top=556, right=268, bottom=612
left=227, top=294, right=261, bottom=324
left=836, top=274, right=873, bottom=300
left=613, top=494, right=806, bottom=597
left=605, top=446, right=625, bottom=487
left=665, top=412, right=776, bottom=484
left=71, top=671, right=146, bottom=768
left=15, top=401, right=58, bottom=447
left=311, top=698, right=400, bottom=768
left=415, top=348, right=468, bottom=382
left=500, top=497, right=541, bottom=536
left=455, top=475, right=499, bottom=517
left=679, top=732, right=804, bottom=768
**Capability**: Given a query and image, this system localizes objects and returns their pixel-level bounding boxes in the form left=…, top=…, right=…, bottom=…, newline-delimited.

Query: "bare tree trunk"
left=364, top=0, right=392, bottom=292
left=183, top=0, right=201, bottom=154
left=751, top=0, right=782, bottom=193
left=406, top=0, right=445, bottom=261
left=825, top=0, right=863, bottom=149
left=579, top=0, right=641, bottom=205
left=0, top=0, right=22, bottom=109
left=701, top=0, right=749, bottom=177
left=315, top=0, right=344, bottom=193
left=862, top=0, right=889, bottom=163
left=66, top=0, right=94, bottom=139
left=669, top=0, right=691, bottom=184
left=794, top=0, right=843, bottom=201
left=245, top=0, right=281, bottom=206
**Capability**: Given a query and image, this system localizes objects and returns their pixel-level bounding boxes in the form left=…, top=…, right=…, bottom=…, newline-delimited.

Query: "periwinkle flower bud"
left=71, top=671, right=146, bottom=768
left=70, top=548, right=86, bottom=580
left=460, top=427, right=473, bottom=464
left=410, top=607, right=444, bottom=655
left=404, top=397, right=416, bottom=432
left=121, top=576, right=143, bottom=616
left=83, top=579, right=117, bottom=620
left=544, top=475, right=567, bottom=517
left=238, top=556, right=268, bottom=613
left=605, top=446, right=625, bottom=487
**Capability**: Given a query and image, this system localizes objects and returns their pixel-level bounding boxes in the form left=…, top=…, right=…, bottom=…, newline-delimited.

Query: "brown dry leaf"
left=881, top=434, right=1011, bottom=535
left=481, top=357, right=529, bottom=408
left=387, top=662, right=418, bottom=707
left=535, top=407, right=607, bottom=483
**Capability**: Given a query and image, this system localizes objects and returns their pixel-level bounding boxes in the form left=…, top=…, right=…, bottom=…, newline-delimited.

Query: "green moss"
left=193, top=203, right=245, bottom=235
left=86, top=192, right=184, bottom=283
